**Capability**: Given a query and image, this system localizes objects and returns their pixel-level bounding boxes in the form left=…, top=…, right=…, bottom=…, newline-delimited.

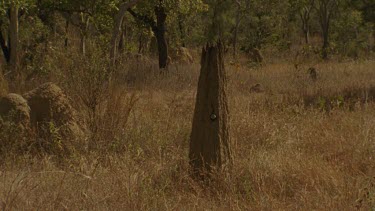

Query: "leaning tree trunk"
left=64, top=20, right=69, bottom=47
left=178, top=14, right=186, bottom=47
left=189, top=41, right=232, bottom=179
left=0, top=26, right=10, bottom=63
left=80, top=33, right=86, bottom=55
left=302, top=17, right=310, bottom=44
left=233, top=1, right=241, bottom=60
left=303, top=28, right=309, bottom=44
left=154, top=6, right=168, bottom=69
left=118, top=26, right=126, bottom=54
left=110, top=0, right=140, bottom=65
left=322, top=23, right=329, bottom=60
left=79, top=15, right=90, bottom=56
left=9, top=3, right=19, bottom=71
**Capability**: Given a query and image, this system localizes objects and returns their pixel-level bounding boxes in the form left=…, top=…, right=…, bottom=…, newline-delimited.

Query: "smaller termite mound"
left=189, top=41, right=232, bottom=179
left=0, top=94, right=32, bottom=155
left=246, top=47, right=263, bottom=64
left=172, top=47, right=194, bottom=64
left=0, top=93, right=30, bottom=127
left=250, top=83, right=264, bottom=93
left=308, top=67, right=317, bottom=81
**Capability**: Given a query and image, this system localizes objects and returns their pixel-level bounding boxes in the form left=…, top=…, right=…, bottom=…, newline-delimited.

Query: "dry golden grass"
left=1, top=57, right=375, bottom=210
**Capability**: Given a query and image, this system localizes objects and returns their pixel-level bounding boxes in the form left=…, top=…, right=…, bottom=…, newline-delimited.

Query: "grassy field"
left=1, top=58, right=375, bottom=210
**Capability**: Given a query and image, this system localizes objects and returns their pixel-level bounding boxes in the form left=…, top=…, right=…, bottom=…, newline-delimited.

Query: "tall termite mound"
left=189, top=41, right=232, bottom=178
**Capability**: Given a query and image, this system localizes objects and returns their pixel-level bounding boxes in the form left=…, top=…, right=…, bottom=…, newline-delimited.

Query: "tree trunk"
left=110, top=0, right=140, bottom=65
left=301, top=16, right=310, bottom=44
left=317, top=0, right=336, bottom=60
left=79, top=15, right=90, bottom=56
left=0, top=29, right=10, bottom=63
left=80, top=34, right=86, bottom=55
left=155, top=30, right=168, bottom=69
left=300, top=2, right=314, bottom=45
left=178, top=15, right=186, bottom=47
left=321, top=21, right=329, bottom=60
left=154, top=6, right=168, bottom=69
left=304, top=28, right=309, bottom=44
left=189, top=41, right=232, bottom=179
left=64, top=20, right=69, bottom=47
left=233, top=2, right=241, bottom=59
left=126, top=5, right=168, bottom=69
left=118, top=27, right=126, bottom=54
left=138, top=34, right=143, bottom=54
left=322, top=29, right=329, bottom=59
left=9, top=3, right=19, bottom=71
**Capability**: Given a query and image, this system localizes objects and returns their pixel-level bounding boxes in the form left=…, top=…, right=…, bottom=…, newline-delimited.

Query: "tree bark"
left=118, top=26, right=126, bottom=54
left=304, top=28, right=309, bottom=44
left=320, top=12, right=330, bottom=60
left=0, top=28, right=10, bottom=63
left=322, top=25, right=329, bottom=59
left=178, top=14, right=186, bottom=47
left=189, top=41, right=232, bottom=179
left=9, top=3, right=19, bottom=71
left=127, top=6, right=169, bottom=69
left=64, top=20, right=69, bottom=47
left=300, top=1, right=314, bottom=44
left=300, top=11, right=310, bottom=44
left=233, top=1, right=242, bottom=59
left=316, top=0, right=337, bottom=60
left=79, top=14, right=90, bottom=56
left=80, top=34, right=86, bottom=55
left=110, top=0, right=140, bottom=65
left=154, top=6, right=168, bottom=69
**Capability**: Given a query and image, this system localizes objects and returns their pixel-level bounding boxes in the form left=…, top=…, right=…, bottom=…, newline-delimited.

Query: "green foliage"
left=238, top=0, right=292, bottom=51
left=202, top=0, right=233, bottom=42
left=331, top=8, right=371, bottom=58
left=1, top=0, right=374, bottom=70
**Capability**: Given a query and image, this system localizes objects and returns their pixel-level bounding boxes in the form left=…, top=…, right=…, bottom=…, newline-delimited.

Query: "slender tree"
left=110, top=0, right=141, bottom=65
left=315, top=0, right=339, bottom=59
left=127, top=0, right=205, bottom=69
left=299, top=0, right=315, bottom=44
left=127, top=2, right=169, bottom=69
left=0, top=0, right=19, bottom=72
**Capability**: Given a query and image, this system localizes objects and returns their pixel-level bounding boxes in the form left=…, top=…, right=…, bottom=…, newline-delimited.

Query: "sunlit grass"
left=0, top=57, right=374, bottom=210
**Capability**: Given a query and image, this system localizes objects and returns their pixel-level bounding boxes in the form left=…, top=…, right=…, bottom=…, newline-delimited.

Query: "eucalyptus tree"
left=50, top=0, right=120, bottom=55
left=290, top=0, right=315, bottom=44
left=110, top=0, right=141, bottom=65
left=127, top=0, right=205, bottom=69
left=0, top=0, right=29, bottom=71
left=238, top=0, right=291, bottom=52
left=231, top=0, right=250, bottom=59
left=314, top=0, right=339, bottom=59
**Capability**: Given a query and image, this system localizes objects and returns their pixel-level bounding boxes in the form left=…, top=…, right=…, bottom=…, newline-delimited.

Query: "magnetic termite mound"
left=189, top=41, right=232, bottom=179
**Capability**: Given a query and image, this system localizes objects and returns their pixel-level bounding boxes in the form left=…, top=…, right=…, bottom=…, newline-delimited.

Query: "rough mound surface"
left=0, top=93, right=30, bottom=126
left=247, top=48, right=263, bottom=63
left=0, top=94, right=31, bottom=154
left=174, top=47, right=194, bottom=64
left=189, top=42, right=232, bottom=178
left=24, top=83, right=84, bottom=151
